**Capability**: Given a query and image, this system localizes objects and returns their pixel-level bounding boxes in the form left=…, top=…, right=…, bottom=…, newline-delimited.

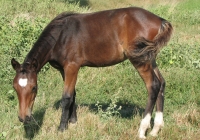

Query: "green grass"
left=0, top=0, right=200, bottom=139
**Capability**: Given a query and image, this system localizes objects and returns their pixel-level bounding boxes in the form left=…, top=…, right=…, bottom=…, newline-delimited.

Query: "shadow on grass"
left=89, top=102, right=144, bottom=119
left=53, top=99, right=144, bottom=119
left=23, top=108, right=46, bottom=139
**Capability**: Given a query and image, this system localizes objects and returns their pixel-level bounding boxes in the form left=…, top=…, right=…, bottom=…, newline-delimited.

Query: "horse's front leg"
left=58, top=63, right=79, bottom=131
left=69, top=90, right=77, bottom=124
left=132, top=61, right=161, bottom=139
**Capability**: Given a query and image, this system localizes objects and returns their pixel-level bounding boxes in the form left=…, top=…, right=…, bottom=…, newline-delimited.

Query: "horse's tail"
left=132, top=19, right=173, bottom=64
left=153, top=19, right=173, bottom=53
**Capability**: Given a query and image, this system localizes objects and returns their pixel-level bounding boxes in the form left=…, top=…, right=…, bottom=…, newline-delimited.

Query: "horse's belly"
left=83, top=46, right=127, bottom=67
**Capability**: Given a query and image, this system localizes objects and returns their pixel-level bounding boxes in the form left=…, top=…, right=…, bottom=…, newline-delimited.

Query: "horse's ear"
left=11, top=58, right=20, bottom=71
left=31, top=58, right=38, bottom=72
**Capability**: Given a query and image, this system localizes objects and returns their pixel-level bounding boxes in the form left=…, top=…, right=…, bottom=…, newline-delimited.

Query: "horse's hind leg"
left=58, top=63, right=79, bottom=131
left=130, top=61, right=161, bottom=139
left=150, top=65, right=165, bottom=136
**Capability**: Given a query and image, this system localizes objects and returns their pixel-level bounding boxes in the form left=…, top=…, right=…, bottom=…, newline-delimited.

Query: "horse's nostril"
left=18, top=116, right=31, bottom=123
left=18, top=116, right=24, bottom=122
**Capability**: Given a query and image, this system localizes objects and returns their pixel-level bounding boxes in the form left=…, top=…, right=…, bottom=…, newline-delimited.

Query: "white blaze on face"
left=18, top=78, right=28, bottom=87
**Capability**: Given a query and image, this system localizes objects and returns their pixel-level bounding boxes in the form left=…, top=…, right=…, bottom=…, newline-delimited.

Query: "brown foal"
left=11, top=7, right=172, bottom=139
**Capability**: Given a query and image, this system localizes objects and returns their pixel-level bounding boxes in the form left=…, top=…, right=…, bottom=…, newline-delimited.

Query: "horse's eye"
left=32, top=86, right=37, bottom=93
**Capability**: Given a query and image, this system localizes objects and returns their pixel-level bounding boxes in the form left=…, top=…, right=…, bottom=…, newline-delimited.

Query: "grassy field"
left=0, top=0, right=200, bottom=139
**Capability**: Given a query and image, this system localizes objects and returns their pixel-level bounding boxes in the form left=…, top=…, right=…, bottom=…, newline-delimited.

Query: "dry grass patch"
left=27, top=105, right=144, bottom=140
left=172, top=103, right=200, bottom=127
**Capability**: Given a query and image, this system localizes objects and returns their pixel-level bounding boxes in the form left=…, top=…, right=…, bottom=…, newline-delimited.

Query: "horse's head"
left=11, top=58, right=38, bottom=123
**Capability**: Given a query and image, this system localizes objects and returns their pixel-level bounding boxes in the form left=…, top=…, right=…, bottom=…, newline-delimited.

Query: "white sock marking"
left=18, top=78, right=28, bottom=87
left=138, top=113, right=151, bottom=139
left=154, top=112, right=163, bottom=126
left=150, top=112, right=164, bottom=136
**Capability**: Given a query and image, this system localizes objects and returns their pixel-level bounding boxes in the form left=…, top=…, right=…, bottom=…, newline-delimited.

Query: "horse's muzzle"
left=18, top=116, right=32, bottom=123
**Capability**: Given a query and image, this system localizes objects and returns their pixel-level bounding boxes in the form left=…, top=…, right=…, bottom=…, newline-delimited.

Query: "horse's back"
left=53, top=7, right=168, bottom=67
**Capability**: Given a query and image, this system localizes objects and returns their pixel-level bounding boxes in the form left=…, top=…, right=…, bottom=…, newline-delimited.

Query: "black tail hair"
left=132, top=20, right=173, bottom=64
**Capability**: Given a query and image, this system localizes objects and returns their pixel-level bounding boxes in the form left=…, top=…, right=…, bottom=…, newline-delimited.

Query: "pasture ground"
left=0, top=0, right=200, bottom=139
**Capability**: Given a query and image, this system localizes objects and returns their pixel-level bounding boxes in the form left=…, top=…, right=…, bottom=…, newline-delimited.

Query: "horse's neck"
left=23, top=40, right=53, bottom=73
left=23, top=12, right=74, bottom=72
left=23, top=24, right=62, bottom=72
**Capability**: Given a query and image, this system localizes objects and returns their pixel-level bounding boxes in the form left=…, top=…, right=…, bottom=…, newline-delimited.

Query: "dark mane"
left=23, top=12, right=77, bottom=70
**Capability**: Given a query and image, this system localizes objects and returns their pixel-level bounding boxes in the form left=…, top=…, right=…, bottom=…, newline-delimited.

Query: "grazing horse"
left=11, top=7, right=172, bottom=139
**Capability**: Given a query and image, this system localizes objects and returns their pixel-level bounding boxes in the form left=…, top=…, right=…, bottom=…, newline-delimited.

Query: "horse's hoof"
left=58, top=127, right=64, bottom=132
left=69, top=118, right=77, bottom=124
left=58, top=124, right=67, bottom=132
